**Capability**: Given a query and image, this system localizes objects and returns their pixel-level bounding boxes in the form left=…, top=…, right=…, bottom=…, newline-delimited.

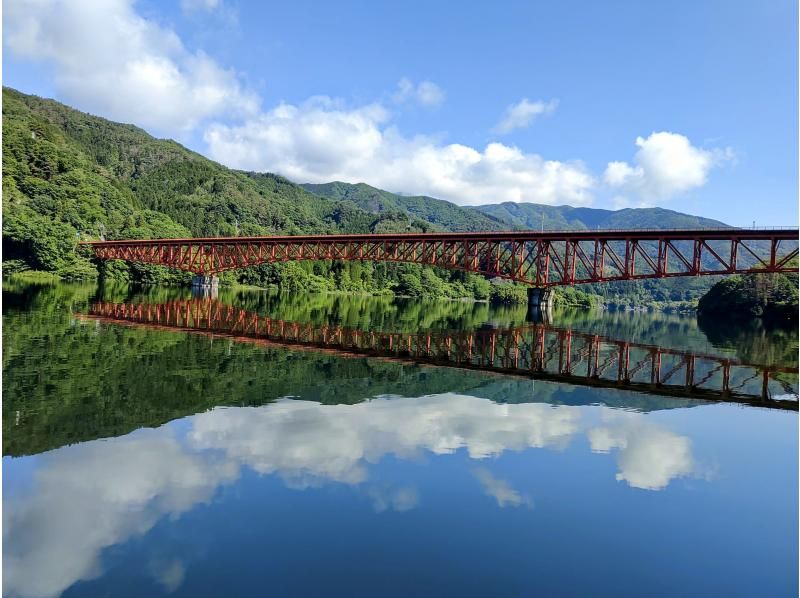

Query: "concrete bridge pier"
left=526, top=287, right=553, bottom=323
left=192, top=275, right=219, bottom=298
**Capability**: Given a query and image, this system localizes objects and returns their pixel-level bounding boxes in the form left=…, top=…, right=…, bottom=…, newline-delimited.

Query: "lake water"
left=3, top=281, right=798, bottom=597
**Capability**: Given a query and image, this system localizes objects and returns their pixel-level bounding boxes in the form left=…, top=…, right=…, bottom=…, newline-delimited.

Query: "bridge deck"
left=78, top=228, right=799, bottom=283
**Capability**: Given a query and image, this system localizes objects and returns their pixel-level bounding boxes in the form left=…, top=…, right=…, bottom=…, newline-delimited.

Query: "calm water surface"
left=3, top=281, right=798, bottom=597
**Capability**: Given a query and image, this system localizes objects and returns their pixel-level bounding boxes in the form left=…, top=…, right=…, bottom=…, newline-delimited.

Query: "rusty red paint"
left=80, top=228, right=799, bottom=285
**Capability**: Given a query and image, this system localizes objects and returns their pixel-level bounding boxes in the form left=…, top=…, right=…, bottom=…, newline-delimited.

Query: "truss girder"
left=84, top=229, right=799, bottom=286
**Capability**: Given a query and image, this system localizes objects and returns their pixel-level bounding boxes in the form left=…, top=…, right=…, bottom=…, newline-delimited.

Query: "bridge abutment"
left=527, top=287, right=553, bottom=323
left=192, top=275, right=219, bottom=298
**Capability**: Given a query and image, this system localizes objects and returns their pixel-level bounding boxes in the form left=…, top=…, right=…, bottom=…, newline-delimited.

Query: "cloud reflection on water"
left=588, top=412, right=694, bottom=490
left=4, top=394, right=695, bottom=598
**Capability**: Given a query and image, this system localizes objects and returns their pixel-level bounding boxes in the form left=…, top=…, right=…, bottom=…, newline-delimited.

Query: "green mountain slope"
left=303, top=182, right=729, bottom=232
left=1, top=87, right=432, bottom=278
left=302, top=181, right=507, bottom=231
left=1, top=88, right=493, bottom=297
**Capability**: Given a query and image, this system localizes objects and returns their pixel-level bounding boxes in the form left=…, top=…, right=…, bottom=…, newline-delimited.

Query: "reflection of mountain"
left=4, top=394, right=696, bottom=598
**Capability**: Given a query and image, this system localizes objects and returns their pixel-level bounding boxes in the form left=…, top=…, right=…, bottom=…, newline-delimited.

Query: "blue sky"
left=4, top=0, right=797, bottom=225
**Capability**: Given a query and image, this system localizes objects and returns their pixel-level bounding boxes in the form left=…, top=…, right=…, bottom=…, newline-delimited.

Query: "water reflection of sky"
left=4, top=393, right=797, bottom=598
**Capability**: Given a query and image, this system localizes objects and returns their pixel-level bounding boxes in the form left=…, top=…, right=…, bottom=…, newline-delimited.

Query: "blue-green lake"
left=3, top=281, right=798, bottom=597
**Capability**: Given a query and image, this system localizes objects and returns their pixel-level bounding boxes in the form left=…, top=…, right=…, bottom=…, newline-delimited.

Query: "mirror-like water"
left=3, top=281, right=798, bottom=597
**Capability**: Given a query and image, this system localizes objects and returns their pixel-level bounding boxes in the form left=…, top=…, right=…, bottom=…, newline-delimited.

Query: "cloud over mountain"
left=5, top=2, right=730, bottom=208
left=204, top=98, right=595, bottom=206
left=604, top=132, right=733, bottom=202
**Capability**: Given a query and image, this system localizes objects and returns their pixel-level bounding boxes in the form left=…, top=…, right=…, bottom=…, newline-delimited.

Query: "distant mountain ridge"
left=301, top=182, right=508, bottom=232
left=474, top=202, right=726, bottom=231
left=302, top=181, right=728, bottom=232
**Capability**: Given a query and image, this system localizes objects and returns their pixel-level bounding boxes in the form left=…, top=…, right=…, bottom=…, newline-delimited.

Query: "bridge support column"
left=192, top=275, right=219, bottom=298
left=527, top=287, right=553, bottom=323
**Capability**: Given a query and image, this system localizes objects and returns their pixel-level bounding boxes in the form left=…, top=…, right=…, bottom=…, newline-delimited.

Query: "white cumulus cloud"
left=603, top=131, right=733, bottom=201
left=493, top=98, right=558, bottom=134
left=204, top=99, right=595, bottom=206
left=4, top=0, right=258, bottom=136
left=4, top=2, right=593, bottom=206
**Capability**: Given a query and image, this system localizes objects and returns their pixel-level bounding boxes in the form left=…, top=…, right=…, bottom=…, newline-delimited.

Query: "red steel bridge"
left=82, top=299, right=799, bottom=410
left=80, top=228, right=799, bottom=287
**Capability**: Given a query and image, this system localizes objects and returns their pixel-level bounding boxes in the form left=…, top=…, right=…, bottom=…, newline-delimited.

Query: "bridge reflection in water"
left=83, top=299, right=798, bottom=411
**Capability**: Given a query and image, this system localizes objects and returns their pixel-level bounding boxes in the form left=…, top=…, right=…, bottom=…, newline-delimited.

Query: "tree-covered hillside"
left=698, top=273, right=799, bottom=321
left=1, top=87, right=487, bottom=296
left=2, top=87, right=382, bottom=258
left=301, top=181, right=507, bottom=232
left=303, top=181, right=729, bottom=232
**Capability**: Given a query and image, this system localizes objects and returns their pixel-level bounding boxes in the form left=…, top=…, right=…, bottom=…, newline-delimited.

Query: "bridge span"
left=81, top=299, right=798, bottom=410
left=80, top=228, right=799, bottom=310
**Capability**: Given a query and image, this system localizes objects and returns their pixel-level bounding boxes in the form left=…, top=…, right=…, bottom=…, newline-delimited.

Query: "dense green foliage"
left=698, top=273, right=799, bottom=320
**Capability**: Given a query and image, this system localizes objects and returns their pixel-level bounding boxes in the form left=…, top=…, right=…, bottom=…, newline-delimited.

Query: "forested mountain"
left=2, top=87, right=472, bottom=293
left=301, top=181, right=507, bottom=231
left=2, top=87, right=422, bottom=267
left=303, top=181, right=728, bottom=232
left=0, top=86, right=737, bottom=308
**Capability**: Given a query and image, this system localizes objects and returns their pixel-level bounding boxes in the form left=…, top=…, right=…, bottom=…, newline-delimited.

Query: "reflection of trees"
left=697, top=314, right=799, bottom=367
left=5, top=281, right=795, bottom=456
left=554, top=308, right=718, bottom=354
left=97, top=284, right=510, bottom=332
left=4, top=282, right=537, bottom=456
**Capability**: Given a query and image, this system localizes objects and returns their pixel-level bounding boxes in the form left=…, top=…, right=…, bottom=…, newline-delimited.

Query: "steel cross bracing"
left=80, top=228, right=800, bottom=286
left=82, top=299, right=799, bottom=410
